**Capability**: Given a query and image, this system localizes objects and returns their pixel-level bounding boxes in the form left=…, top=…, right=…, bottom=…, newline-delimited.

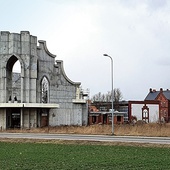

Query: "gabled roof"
left=145, top=91, right=159, bottom=100
left=145, top=88, right=170, bottom=101
left=163, top=91, right=170, bottom=100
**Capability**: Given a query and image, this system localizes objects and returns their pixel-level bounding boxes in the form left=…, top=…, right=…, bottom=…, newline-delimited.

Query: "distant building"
left=129, top=88, right=170, bottom=123
left=88, top=101, right=128, bottom=125
left=128, top=100, right=160, bottom=123
left=145, top=88, right=170, bottom=122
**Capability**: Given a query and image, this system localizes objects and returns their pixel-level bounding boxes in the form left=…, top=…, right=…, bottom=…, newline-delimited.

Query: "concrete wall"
left=49, top=104, right=84, bottom=126
left=0, top=109, right=6, bottom=130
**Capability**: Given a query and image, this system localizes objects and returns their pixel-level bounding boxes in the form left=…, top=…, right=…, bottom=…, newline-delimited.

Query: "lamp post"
left=103, top=54, right=114, bottom=135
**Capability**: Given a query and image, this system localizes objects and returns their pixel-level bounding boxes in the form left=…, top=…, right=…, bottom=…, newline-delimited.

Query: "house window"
left=117, top=116, right=121, bottom=122
left=143, top=109, right=148, bottom=118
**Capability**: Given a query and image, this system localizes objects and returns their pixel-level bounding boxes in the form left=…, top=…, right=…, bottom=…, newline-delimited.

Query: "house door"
left=40, top=109, right=49, bottom=127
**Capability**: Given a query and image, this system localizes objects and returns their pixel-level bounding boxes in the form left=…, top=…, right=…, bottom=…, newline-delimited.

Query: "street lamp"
left=103, top=54, right=114, bottom=135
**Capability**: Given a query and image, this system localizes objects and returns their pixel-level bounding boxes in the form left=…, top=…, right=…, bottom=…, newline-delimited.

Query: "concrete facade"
left=0, top=31, right=88, bottom=130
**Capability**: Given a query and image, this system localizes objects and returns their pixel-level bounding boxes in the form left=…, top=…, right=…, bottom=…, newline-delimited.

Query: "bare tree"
left=113, top=88, right=123, bottom=110
left=91, top=95, right=96, bottom=101
left=106, top=91, right=111, bottom=102
left=113, top=88, right=123, bottom=103
left=101, top=94, right=106, bottom=101
left=98, top=92, right=102, bottom=101
left=91, top=88, right=123, bottom=104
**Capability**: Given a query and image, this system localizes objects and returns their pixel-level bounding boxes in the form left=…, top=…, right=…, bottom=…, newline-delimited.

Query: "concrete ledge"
left=72, top=99, right=86, bottom=104
left=0, top=103, right=59, bottom=108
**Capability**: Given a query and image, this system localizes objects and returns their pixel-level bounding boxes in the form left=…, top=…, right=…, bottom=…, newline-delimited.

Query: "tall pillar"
left=21, top=77, right=24, bottom=102
left=28, top=111, right=30, bottom=128
left=20, top=108, right=23, bottom=129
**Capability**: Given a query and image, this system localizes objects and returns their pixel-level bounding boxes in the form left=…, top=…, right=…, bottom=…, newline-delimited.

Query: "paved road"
left=0, top=133, right=170, bottom=144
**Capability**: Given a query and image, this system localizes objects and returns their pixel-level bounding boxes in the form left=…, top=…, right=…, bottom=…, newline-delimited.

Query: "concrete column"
left=28, top=111, right=30, bottom=128
left=35, top=110, right=37, bottom=128
left=21, top=77, right=24, bottom=102
left=4, top=77, right=7, bottom=102
left=25, top=76, right=30, bottom=102
left=30, top=79, right=36, bottom=103
left=0, top=109, right=7, bottom=130
left=20, top=108, right=23, bottom=129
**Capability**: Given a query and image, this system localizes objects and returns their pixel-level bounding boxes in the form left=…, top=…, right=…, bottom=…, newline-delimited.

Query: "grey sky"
left=1, top=0, right=170, bottom=100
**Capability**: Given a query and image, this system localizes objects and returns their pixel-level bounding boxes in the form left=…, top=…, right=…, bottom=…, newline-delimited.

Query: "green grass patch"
left=0, top=142, right=170, bottom=169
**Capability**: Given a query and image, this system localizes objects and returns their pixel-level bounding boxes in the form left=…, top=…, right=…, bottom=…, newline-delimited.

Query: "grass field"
left=1, top=141, right=170, bottom=170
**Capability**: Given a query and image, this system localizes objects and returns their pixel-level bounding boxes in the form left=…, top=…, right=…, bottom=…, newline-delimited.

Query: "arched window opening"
left=6, top=57, right=22, bottom=129
left=41, top=77, right=49, bottom=103
left=6, top=55, right=21, bottom=102
left=6, top=56, right=21, bottom=103
left=142, top=106, right=149, bottom=123
left=12, top=60, right=21, bottom=102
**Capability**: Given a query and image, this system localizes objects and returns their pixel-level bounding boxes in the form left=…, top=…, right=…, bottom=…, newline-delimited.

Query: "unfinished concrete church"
left=0, top=31, right=88, bottom=130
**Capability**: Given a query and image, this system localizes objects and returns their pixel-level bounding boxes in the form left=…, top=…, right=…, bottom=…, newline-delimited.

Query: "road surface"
left=0, top=133, right=170, bottom=144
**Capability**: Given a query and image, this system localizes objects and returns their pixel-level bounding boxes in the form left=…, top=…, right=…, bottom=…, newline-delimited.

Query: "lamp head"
left=103, top=54, right=108, bottom=56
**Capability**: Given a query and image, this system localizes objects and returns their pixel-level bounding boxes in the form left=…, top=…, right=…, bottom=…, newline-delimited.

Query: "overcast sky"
left=1, top=0, right=170, bottom=100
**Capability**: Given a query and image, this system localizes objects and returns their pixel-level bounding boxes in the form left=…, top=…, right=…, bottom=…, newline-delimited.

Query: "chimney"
left=160, top=88, right=163, bottom=92
left=149, top=88, right=152, bottom=93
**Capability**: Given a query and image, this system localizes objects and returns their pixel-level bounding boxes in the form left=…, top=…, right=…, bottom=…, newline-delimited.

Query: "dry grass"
left=1, top=123, right=170, bottom=147
left=115, top=123, right=170, bottom=137
left=3, top=123, right=170, bottom=137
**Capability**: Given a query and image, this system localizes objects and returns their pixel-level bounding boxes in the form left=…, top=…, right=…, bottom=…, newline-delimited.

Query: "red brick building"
left=88, top=101, right=128, bottom=125
left=89, top=88, right=170, bottom=124
left=145, top=88, right=170, bottom=122
left=88, top=111, right=125, bottom=125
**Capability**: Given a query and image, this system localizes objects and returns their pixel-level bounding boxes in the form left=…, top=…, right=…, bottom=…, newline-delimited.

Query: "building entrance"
left=6, top=108, right=21, bottom=128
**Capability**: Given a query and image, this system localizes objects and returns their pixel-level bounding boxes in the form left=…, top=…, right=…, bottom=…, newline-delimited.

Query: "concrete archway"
left=6, top=55, right=22, bottom=102
left=6, top=55, right=22, bottom=128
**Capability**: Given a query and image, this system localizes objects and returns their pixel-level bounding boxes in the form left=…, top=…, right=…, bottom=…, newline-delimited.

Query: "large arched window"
left=41, top=77, right=49, bottom=103
left=12, top=60, right=21, bottom=101
left=6, top=56, right=21, bottom=102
